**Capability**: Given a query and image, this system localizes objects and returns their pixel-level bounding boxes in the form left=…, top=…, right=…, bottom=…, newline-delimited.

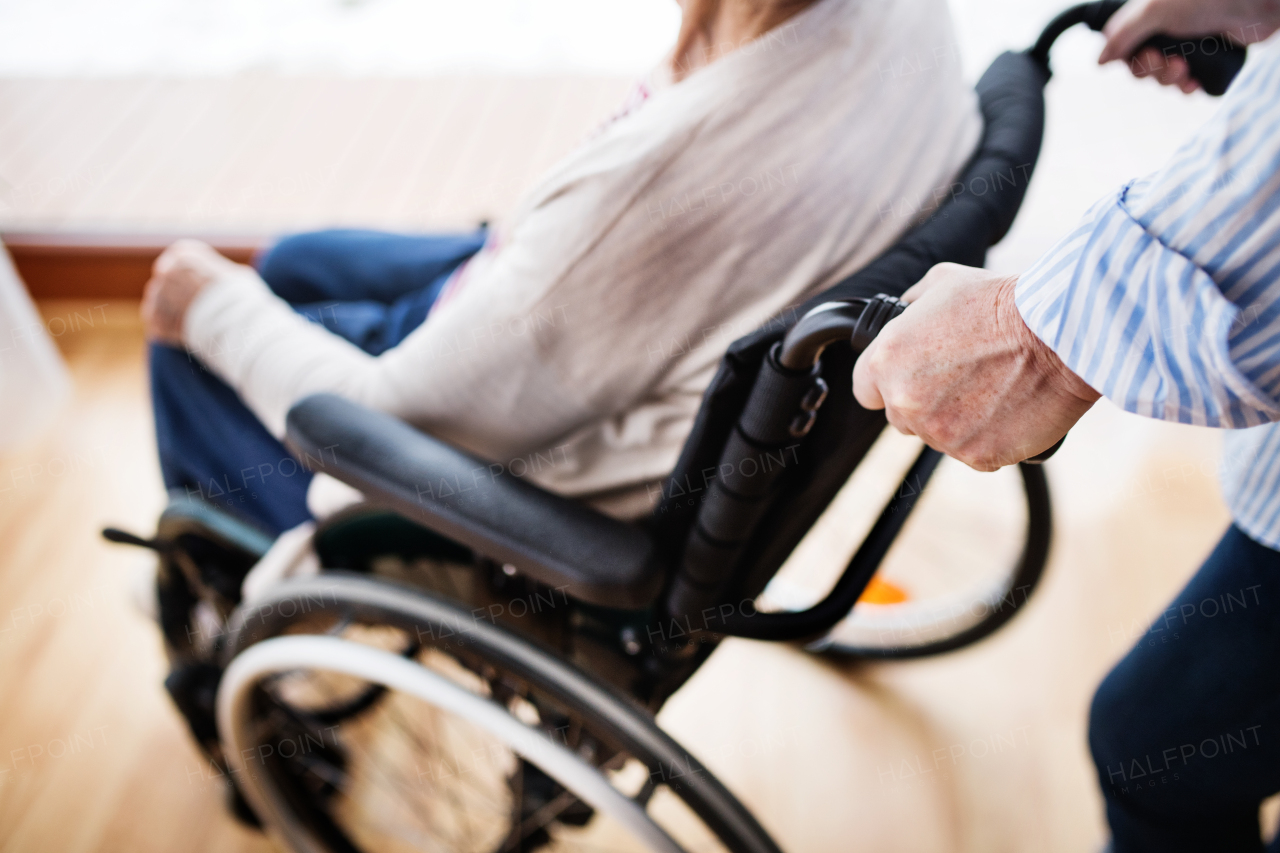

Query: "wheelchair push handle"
left=1030, top=0, right=1248, bottom=96
left=779, top=296, right=1065, bottom=463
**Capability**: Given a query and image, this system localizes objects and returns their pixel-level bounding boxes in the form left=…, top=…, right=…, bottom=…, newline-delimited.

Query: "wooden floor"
left=0, top=304, right=271, bottom=852
left=0, top=67, right=1272, bottom=852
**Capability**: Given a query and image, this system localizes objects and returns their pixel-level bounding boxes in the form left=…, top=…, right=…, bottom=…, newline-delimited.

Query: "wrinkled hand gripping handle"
left=784, top=296, right=1065, bottom=463
left=1089, top=0, right=1247, bottom=95
left=1030, top=0, right=1248, bottom=96
left=857, top=297, right=1065, bottom=463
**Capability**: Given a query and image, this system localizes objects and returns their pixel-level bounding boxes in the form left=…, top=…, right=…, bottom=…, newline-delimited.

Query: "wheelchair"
left=105, top=5, right=1245, bottom=851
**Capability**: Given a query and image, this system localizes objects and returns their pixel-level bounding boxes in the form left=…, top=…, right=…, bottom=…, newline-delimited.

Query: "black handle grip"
left=1085, top=0, right=1247, bottom=96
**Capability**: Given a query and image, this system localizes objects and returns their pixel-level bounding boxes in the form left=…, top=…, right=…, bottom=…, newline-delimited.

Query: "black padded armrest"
left=285, top=394, right=664, bottom=609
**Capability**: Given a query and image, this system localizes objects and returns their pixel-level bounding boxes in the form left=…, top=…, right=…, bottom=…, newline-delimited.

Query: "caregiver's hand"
left=1100, top=0, right=1280, bottom=92
left=141, top=239, right=237, bottom=345
left=852, top=264, right=1100, bottom=472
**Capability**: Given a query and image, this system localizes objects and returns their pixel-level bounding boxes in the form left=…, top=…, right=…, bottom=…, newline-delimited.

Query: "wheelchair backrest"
left=646, top=51, right=1050, bottom=605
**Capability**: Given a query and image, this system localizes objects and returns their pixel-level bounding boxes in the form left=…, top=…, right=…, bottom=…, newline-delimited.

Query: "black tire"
left=219, top=573, right=783, bottom=853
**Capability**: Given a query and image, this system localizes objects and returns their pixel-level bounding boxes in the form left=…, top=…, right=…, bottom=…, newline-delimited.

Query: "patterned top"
left=1017, top=41, right=1280, bottom=547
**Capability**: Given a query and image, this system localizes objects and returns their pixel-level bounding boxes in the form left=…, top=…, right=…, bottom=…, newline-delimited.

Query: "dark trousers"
left=1090, top=525, right=1280, bottom=852
left=150, top=228, right=485, bottom=535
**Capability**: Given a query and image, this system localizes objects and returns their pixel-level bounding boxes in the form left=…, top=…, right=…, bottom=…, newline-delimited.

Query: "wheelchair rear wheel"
left=760, top=433, right=1052, bottom=659
left=821, top=462, right=1049, bottom=659
left=219, top=574, right=781, bottom=853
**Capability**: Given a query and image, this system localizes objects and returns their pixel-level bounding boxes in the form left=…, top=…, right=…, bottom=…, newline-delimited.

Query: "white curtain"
left=0, top=243, right=70, bottom=452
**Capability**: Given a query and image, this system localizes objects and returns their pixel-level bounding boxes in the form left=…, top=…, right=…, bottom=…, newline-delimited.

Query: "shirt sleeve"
left=182, top=186, right=608, bottom=460
left=1015, top=43, right=1280, bottom=429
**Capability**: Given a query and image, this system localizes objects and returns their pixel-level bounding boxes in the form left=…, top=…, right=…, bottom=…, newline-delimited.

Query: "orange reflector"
left=858, top=576, right=909, bottom=605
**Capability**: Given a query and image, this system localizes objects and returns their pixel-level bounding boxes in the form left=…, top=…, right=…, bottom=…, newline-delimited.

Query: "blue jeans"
left=1090, top=525, right=1280, bottom=852
left=150, top=228, right=485, bottom=534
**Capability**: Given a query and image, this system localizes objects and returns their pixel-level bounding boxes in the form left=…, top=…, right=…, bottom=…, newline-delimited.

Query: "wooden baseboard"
left=3, top=232, right=268, bottom=299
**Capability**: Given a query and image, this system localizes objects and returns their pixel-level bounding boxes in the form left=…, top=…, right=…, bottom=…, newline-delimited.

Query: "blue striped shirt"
left=1016, top=41, right=1280, bottom=549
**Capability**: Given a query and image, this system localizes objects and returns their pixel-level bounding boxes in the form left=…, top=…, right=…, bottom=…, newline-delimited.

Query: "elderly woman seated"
left=143, top=0, right=980, bottom=535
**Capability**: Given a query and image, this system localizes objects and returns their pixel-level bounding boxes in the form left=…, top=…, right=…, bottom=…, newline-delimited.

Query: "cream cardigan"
left=185, top=0, right=981, bottom=518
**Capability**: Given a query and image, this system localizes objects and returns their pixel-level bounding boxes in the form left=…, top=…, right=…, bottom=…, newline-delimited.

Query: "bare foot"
left=141, top=239, right=242, bottom=345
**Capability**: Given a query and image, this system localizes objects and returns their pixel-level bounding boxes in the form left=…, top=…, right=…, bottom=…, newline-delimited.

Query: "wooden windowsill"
left=4, top=232, right=268, bottom=300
